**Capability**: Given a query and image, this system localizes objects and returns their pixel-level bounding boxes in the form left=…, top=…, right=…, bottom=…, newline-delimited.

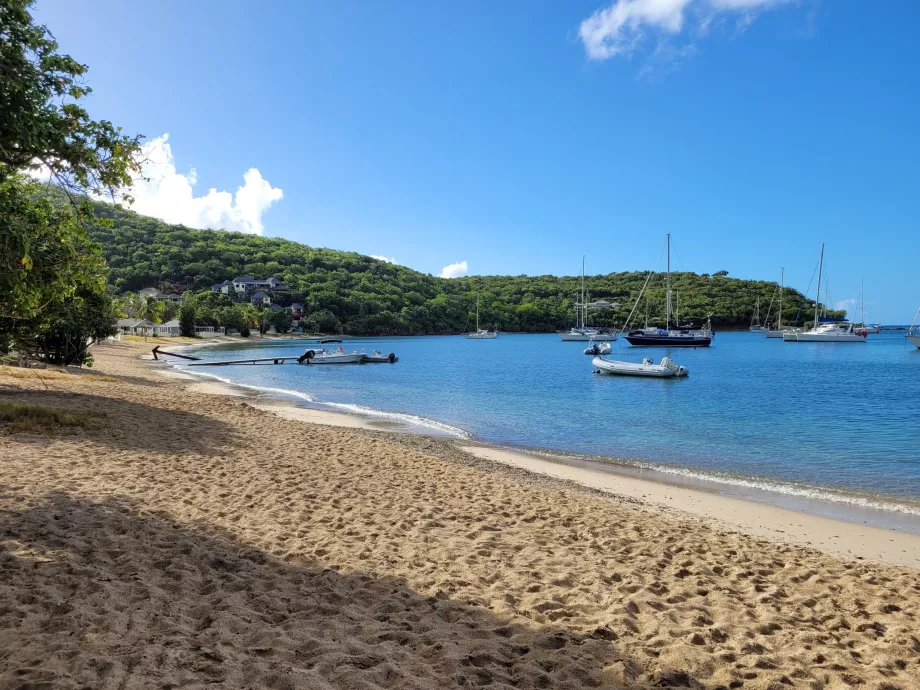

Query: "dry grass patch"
left=0, top=367, right=119, bottom=384
left=0, top=402, right=106, bottom=434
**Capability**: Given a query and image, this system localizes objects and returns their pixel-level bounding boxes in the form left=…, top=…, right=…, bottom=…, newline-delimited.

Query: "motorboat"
left=465, top=296, right=497, bottom=339
left=592, top=355, right=689, bottom=378
left=621, top=235, right=713, bottom=348
left=298, top=348, right=365, bottom=364
left=363, top=350, right=398, bottom=363
left=584, top=340, right=612, bottom=356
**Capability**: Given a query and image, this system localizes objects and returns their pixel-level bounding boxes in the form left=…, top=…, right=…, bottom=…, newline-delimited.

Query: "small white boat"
left=299, top=348, right=365, bottom=364
left=584, top=341, right=612, bottom=355
left=592, top=355, right=689, bottom=378
left=363, top=350, right=398, bottom=363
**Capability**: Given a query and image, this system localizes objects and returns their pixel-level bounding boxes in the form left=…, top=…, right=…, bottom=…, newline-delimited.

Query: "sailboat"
left=559, top=257, right=616, bottom=341
left=783, top=244, right=866, bottom=343
left=762, top=268, right=801, bottom=338
left=624, top=234, right=713, bottom=347
left=749, top=297, right=763, bottom=332
left=907, top=308, right=920, bottom=349
left=854, top=280, right=882, bottom=333
left=465, top=296, right=497, bottom=339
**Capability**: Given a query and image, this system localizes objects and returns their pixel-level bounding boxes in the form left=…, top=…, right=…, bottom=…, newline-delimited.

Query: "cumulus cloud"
left=371, top=255, right=398, bottom=264
left=439, top=261, right=469, bottom=279
left=579, top=0, right=796, bottom=65
left=118, top=134, right=283, bottom=235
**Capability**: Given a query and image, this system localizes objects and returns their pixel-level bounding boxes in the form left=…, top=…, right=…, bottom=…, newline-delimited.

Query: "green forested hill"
left=89, top=202, right=837, bottom=335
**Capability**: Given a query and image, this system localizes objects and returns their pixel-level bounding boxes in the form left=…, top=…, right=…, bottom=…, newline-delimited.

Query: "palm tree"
left=135, top=296, right=165, bottom=341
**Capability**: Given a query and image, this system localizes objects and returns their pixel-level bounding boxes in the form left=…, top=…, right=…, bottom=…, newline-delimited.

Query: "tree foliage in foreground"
left=0, top=0, right=141, bottom=364
left=90, top=202, right=844, bottom=335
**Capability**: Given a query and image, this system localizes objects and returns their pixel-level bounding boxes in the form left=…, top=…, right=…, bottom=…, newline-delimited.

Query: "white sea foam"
left=174, top=365, right=470, bottom=439
left=519, top=447, right=920, bottom=517
left=321, top=401, right=471, bottom=439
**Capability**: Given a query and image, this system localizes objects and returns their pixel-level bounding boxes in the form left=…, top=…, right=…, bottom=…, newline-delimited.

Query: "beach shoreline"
left=153, top=344, right=920, bottom=553
left=3, top=340, right=919, bottom=689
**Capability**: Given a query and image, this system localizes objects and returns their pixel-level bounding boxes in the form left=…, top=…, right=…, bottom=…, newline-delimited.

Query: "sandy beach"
left=2, top=340, right=919, bottom=689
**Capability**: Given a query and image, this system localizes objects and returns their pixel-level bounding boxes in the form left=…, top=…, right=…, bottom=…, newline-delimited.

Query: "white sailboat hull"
left=749, top=326, right=763, bottom=333
left=465, top=331, right=497, bottom=339
left=783, top=331, right=866, bottom=342
left=908, top=335, right=920, bottom=349
left=592, top=356, right=688, bottom=378
left=560, top=331, right=595, bottom=341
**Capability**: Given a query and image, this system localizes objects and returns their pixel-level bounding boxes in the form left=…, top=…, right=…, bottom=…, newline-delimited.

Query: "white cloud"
left=119, top=134, right=283, bottom=235
left=371, top=255, right=398, bottom=264
left=439, top=260, right=469, bottom=279
left=835, top=298, right=858, bottom=313
left=579, top=0, right=796, bottom=64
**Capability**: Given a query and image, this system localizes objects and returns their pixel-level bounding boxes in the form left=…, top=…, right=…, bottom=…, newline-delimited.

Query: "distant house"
left=270, top=304, right=284, bottom=311
left=211, top=280, right=234, bottom=294
left=163, top=293, right=182, bottom=303
left=156, top=320, right=182, bottom=336
left=250, top=291, right=271, bottom=306
left=232, top=276, right=256, bottom=293
left=288, top=302, right=303, bottom=318
left=117, top=318, right=158, bottom=335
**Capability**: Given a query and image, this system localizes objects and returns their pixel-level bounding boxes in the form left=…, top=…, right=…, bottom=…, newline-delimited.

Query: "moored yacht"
left=907, top=308, right=920, bottom=349
left=559, top=257, right=616, bottom=342
left=623, top=234, right=713, bottom=347
left=750, top=297, right=763, bottom=332
left=782, top=244, right=866, bottom=343
left=465, top=296, right=497, bottom=339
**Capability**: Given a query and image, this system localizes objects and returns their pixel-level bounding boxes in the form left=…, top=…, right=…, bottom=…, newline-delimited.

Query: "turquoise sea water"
left=177, top=331, right=920, bottom=514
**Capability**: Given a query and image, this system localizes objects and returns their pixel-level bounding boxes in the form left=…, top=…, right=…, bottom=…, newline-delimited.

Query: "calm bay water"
left=179, top=331, right=920, bottom=512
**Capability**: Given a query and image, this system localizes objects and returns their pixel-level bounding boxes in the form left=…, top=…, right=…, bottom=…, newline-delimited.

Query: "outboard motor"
left=388, top=352, right=397, bottom=363
left=297, top=349, right=315, bottom=364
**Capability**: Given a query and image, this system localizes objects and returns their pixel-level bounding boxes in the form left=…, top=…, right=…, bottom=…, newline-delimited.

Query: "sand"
left=461, top=446, right=920, bottom=569
left=1, top=340, right=918, bottom=689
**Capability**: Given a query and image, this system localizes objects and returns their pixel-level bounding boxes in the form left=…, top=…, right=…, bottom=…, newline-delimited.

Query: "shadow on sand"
left=0, top=490, right=702, bottom=689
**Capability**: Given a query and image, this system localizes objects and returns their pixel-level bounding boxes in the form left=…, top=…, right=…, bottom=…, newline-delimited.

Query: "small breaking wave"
left=174, top=365, right=470, bottom=439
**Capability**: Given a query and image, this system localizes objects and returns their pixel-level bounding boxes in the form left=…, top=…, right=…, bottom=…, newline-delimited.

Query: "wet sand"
left=1, top=340, right=918, bottom=689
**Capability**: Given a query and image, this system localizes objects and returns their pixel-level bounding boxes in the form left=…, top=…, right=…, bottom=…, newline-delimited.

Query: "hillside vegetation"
left=90, top=203, right=837, bottom=335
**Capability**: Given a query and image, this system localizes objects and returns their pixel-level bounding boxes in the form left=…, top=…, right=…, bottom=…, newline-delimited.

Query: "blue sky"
left=35, top=0, right=919, bottom=321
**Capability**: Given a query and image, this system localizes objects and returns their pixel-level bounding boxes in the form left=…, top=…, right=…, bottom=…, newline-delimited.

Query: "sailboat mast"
left=778, top=268, right=783, bottom=329
left=580, top=256, right=585, bottom=330
left=861, top=279, right=865, bottom=325
left=814, top=244, right=824, bottom=329
left=475, top=295, right=479, bottom=331
left=666, top=234, right=671, bottom=330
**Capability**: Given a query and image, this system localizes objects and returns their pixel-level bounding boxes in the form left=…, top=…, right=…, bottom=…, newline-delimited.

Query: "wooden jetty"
left=187, top=356, right=302, bottom=367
